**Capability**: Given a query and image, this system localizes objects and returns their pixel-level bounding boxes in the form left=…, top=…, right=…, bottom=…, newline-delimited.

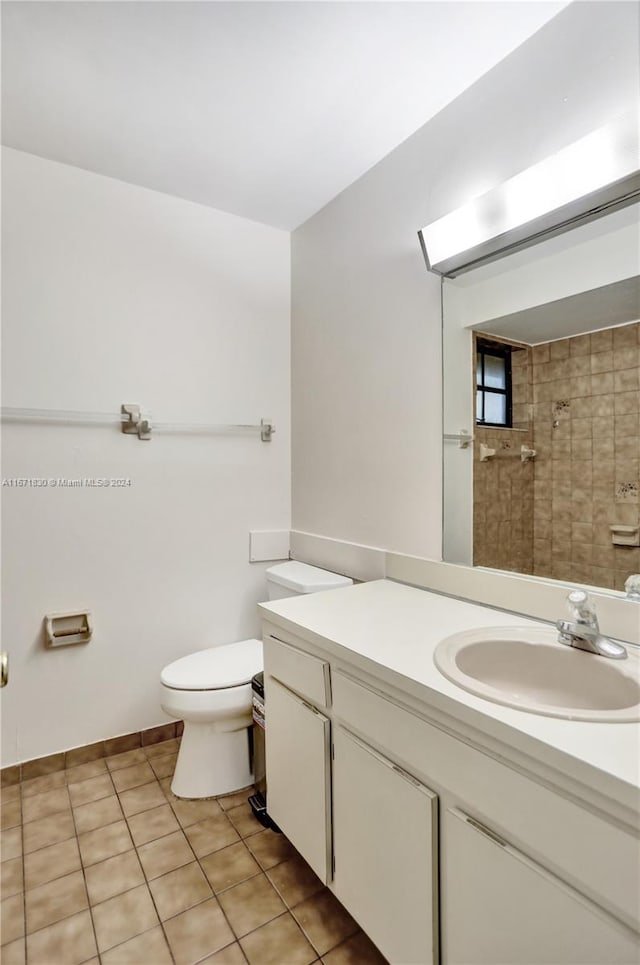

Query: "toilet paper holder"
left=45, top=611, right=93, bottom=647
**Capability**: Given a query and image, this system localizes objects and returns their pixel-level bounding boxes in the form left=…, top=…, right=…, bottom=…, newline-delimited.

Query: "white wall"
left=1, top=149, right=290, bottom=765
left=291, top=2, right=640, bottom=561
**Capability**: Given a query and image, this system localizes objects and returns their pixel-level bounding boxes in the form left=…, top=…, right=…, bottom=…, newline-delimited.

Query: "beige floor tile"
left=26, top=909, right=97, bottom=965
left=200, top=841, right=261, bottom=894
left=245, top=828, right=296, bottom=871
left=23, top=810, right=75, bottom=854
left=100, top=925, right=173, bottom=964
left=126, top=802, right=180, bottom=847
left=1, top=828, right=22, bottom=862
left=24, top=838, right=81, bottom=891
left=158, top=776, right=176, bottom=800
left=321, top=930, right=389, bottom=965
left=217, top=873, right=286, bottom=938
left=1, top=857, right=23, bottom=898
left=266, top=854, right=324, bottom=908
left=92, top=883, right=158, bottom=952
left=111, top=762, right=156, bottom=793
left=0, top=937, right=25, bottom=965
left=25, top=869, right=88, bottom=934
left=164, top=897, right=234, bottom=965
left=183, top=814, right=240, bottom=858
left=225, top=802, right=263, bottom=839
left=1, top=894, right=25, bottom=945
left=0, top=801, right=21, bottom=830
left=199, top=942, right=248, bottom=964
left=170, top=797, right=223, bottom=828
left=22, top=787, right=70, bottom=825
left=67, top=773, right=114, bottom=808
left=118, top=781, right=166, bottom=817
left=149, top=861, right=212, bottom=920
left=84, top=849, right=145, bottom=905
left=240, top=912, right=317, bottom=965
left=105, top=749, right=147, bottom=772
left=149, top=753, right=177, bottom=780
left=78, top=820, right=133, bottom=867
left=73, top=794, right=123, bottom=834
left=217, top=787, right=255, bottom=812
left=20, top=772, right=66, bottom=799
left=137, top=829, right=194, bottom=880
left=63, top=760, right=107, bottom=785
left=144, top=738, right=179, bottom=759
left=292, top=890, right=358, bottom=956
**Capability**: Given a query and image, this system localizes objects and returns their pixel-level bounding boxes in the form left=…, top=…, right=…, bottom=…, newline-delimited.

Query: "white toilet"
left=160, top=561, right=353, bottom=799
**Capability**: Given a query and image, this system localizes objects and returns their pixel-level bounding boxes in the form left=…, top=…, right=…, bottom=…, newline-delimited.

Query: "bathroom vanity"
left=259, top=579, right=640, bottom=965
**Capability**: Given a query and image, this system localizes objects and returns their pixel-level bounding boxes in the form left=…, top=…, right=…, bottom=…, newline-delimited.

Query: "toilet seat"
left=161, top=638, right=262, bottom=691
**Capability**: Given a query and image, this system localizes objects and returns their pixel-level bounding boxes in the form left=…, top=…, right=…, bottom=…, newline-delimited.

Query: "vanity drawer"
left=264, top=634, right=331, bottom=708
left=332, top=670, right=640, bottom=930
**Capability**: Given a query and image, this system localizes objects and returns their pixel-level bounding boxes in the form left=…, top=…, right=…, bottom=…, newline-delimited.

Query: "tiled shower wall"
left=473, top=322, right=640, bottom=591
left=531, top=321, right=640, bottom=592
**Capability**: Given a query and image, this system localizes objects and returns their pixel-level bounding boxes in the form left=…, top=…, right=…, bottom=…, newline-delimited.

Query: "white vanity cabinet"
left=442, top=807, right=640, bottom=965
left=332, top=726, right=438, bottom=965
left=263, top=635, right=332, bottom=883
left=261, top=612, right=640, bottom=965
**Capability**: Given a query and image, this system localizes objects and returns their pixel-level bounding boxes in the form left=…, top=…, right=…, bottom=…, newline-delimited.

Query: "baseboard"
left=1, top=720, right=184, bottom=787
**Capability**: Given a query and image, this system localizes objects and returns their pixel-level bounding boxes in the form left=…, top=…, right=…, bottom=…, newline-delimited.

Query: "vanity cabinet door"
left=442, top=807, right=639, bottom=965
left=333, top=726, right=438, bottom=965
left=264, top=676, right=332, bottom=883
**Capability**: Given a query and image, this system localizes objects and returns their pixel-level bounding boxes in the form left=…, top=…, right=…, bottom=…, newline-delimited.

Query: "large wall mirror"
left=442, top=201, right=640, bottom=597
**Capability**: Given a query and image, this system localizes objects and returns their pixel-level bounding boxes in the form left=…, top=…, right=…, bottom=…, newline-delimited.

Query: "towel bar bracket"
left=121, top=404, right=151, bottom=441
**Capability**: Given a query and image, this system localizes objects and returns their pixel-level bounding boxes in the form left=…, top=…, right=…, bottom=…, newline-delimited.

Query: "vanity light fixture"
left=418, top=110, right=640, bottom=277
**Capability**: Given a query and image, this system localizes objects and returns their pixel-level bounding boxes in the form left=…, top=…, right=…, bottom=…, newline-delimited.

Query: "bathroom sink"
left=434, top=627, right=640, bottom=721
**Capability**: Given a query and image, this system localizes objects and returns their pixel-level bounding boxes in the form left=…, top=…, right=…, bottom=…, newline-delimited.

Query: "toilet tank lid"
left=161, top=639, right=263, bottom=690
left=266, top=561, right=353, bottom=593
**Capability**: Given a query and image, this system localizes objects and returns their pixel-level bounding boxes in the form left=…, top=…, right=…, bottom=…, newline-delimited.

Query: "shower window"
left=476, top=338, right=512, bottom=427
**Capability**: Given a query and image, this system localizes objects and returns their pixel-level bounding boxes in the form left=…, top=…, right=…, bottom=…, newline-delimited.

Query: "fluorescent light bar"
left=419, top=111, right=640, bottom=277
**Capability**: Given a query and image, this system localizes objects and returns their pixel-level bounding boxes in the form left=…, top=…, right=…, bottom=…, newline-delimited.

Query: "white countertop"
left=259, top=579, right=640, bottom=824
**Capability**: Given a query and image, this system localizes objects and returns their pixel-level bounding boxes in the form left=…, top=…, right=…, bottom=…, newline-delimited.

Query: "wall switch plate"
left=249, top=530, right=290, bottom=562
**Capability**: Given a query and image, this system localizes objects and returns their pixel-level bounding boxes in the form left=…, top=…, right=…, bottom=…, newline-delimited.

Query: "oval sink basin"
left=434, top=627, right=640, bottom=722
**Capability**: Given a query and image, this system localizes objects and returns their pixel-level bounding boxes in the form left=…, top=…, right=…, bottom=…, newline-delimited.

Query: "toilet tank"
left=266, top=561, right=353, bottom=601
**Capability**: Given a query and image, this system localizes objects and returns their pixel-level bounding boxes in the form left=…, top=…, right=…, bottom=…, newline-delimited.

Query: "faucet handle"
left=566, top=589, right=598, bottom=626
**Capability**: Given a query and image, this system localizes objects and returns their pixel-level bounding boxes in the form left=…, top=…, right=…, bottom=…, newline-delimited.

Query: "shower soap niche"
left=609, top=525, right=640, bottom=547
left=45, top=611, right=93, bottom=647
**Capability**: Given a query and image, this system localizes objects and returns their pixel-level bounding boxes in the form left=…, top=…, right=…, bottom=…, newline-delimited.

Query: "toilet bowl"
left=160, top=638, right=262, bottom=799
left=160, top=561, right=353, bottom=799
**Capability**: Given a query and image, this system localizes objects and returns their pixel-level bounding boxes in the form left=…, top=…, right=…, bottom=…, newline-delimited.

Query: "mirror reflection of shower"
left=472, top=322, right=640, bottom=591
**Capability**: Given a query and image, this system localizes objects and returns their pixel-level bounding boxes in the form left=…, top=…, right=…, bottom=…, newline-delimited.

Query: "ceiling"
left=1, top=1, right=568, bottom=230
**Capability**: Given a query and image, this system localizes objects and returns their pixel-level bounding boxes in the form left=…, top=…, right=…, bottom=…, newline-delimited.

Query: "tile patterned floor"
left=1, top=740, right=388, bottom=965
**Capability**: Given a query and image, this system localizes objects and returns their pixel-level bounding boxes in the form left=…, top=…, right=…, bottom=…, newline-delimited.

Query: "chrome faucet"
left=556, top=590, right=627, bottom=659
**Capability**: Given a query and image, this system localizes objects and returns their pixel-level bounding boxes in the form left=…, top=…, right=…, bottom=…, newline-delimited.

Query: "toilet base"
left=171, top=722, right=253, bottom=799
